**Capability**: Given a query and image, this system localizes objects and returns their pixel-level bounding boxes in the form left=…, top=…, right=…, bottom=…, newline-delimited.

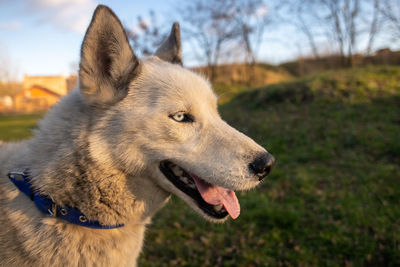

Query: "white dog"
left=0, top=5, right=274, bottom=266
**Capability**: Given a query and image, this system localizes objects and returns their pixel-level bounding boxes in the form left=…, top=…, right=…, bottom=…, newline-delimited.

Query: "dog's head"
left=79, top=5, right=275, bottom=222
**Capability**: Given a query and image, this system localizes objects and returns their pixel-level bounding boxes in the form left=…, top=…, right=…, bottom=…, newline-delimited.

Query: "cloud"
left=0, top=21, right=22, bottom=31
left=31, top=0, right=97, bottom=34
left=0, top=0, right=97, bottom=34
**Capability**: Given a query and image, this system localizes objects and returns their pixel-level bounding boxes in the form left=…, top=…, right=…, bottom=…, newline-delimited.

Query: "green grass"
left=139, top=66, right=400, bottom=266
left=1, top=66, right=399, bottom=266
left=213, top=83, right=249, bottom=104
left=0, top=113, right=43, bottom=141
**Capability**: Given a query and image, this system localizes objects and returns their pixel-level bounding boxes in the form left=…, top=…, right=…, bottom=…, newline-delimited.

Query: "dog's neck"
left=20, top=91, right=169, bottom=227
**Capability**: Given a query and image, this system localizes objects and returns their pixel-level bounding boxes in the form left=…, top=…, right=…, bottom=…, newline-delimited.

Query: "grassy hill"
left=0, top=66, right=399, bottom=266
left=194, top=63, right=292, bottom=103
left=280, top=50, right=400, bottom=76
left=140, top=66, right=400, bottom=266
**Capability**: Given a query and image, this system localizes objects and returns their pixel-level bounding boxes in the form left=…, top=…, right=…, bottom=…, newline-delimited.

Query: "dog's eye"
left=170, top=111, right=194, bottom=123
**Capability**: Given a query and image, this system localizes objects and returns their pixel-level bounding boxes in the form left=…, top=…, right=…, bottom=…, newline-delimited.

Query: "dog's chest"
left=45, top=223, right=146, bottom=267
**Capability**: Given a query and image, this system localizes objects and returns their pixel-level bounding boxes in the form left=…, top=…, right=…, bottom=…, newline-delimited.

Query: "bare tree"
left=176, top=0, right=242, bottom=80
left=126, top=10, right=168, bottom=58
left=229, top=0, right=270, bottom=65
left=280, top=0, right=383, bottom=66
left=380, top=0, right=400, bottom=40
left=322, top=0, right=383, bottom=64
left=366, top=0, right=381, bottom=55
left=291, top=0, right=361, bottom=65
left=0, top=50, right=22, bottom=97
left=277, top=0, right=323, bottom=59
left=217, top=0, right=271, bottom=84
left=175, top=0, right=271, bottom=81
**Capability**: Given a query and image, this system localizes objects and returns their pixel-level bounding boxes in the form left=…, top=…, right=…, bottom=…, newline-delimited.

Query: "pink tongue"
left=191, top=175, right=240, bottom=219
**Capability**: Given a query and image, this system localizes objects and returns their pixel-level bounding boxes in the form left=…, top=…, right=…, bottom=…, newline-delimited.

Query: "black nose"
left=249, top=153, right=275, bottom=181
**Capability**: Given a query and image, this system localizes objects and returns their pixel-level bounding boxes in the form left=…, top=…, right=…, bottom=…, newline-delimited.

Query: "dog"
left=0, top=5, right=274, bottom=266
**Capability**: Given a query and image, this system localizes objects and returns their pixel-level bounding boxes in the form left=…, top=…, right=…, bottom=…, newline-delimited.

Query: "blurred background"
left=0, top=0, right=399, bottom=266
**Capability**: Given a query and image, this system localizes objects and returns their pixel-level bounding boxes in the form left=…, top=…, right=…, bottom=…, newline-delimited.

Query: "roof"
left=24, top=75, right=66, bottom=79
left=16, top=85, right=62, bottom=98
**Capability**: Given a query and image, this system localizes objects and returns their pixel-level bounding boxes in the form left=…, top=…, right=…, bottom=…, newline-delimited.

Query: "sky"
left=0, top=0, right=303, bottom=80
left=0, top=0, right=397, bottom=80
left=0, top=0, right=175, bottom=78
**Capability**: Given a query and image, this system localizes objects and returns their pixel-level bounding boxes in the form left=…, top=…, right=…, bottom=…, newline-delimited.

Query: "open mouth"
left=159, top=160, right=240, bottom=220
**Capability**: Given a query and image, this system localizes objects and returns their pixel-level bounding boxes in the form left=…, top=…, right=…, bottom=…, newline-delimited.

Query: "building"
left=0, top=95, right=13, bottom=112
left=14, top=85, right=62, bottom=113
left=22, top=75, right=77, bottom=96
left=0, top=74, right=77, bottom=113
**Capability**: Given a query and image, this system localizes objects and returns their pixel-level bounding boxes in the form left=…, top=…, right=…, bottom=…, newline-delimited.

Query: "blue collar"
left=8, top=170, right=123, bottom=229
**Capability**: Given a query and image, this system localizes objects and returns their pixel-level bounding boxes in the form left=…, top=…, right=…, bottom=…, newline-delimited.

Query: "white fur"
left=0, top=5, right=270, bottom=266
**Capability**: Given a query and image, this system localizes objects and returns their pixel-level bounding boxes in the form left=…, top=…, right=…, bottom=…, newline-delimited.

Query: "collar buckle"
left=48, top=203, right=57, bottom=217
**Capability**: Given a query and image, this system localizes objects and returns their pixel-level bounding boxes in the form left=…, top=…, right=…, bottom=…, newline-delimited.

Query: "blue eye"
left=170, top=111, right=194, bottom=123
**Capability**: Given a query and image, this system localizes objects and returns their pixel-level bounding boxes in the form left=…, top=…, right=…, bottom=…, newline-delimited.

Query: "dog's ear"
left=79, top=5, right=140, bottom=106
left=155, top=22, right=182, bottom=65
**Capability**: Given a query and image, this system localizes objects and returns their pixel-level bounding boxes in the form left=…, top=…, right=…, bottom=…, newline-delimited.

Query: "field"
left=0, top=66, right=399, bottom=266
left=0, top=113, right=43, bottom=141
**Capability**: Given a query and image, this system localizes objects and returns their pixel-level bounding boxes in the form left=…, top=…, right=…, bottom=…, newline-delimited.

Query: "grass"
left=140, top=66, right=400, bottom=266
left=0, top=113, right=43, bottom=141
left=0, top=66, right=399, bottom=266
left=213, top=83, right=249, bottom=104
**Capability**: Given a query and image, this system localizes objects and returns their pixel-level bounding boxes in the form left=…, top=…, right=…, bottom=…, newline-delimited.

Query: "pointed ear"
left=79, top=5, right=140, bottom=106
left=155, top=22, right=182, bottom=65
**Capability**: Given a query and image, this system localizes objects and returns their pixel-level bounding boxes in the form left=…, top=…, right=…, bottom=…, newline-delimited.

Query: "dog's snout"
left=249, top=153, right=275, bottom=181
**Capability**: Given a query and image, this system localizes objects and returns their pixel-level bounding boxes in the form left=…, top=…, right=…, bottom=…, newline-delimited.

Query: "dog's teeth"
left=180, top=176, right=189, bottom=184
left=188, top=183, right=196, bottom=189
left=172, top=166, right=183, bottom=176
left=213, top=204, right=223, bottom=211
